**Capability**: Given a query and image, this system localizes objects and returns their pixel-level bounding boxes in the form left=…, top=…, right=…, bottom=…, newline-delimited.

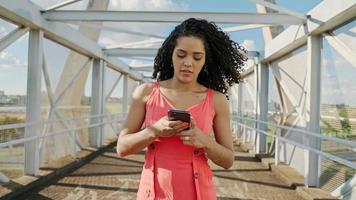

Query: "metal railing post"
left=24, top=29, right=43, bottom=175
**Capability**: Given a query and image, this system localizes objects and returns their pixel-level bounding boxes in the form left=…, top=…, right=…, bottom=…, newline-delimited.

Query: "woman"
left=117, top=18, right=246, bottom=200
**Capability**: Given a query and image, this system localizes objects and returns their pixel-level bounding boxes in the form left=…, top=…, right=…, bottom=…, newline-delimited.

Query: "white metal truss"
left=45, top=0, right=83, bottom=11
left=40, top=54, right=85, bottom=159
left=24, top=29, right=43, bottom=175
left=66, top=21, right=165, bottom=39
left=131, top=66, right=154, bottom=72
left=105, top=73, right=123, bottom=102
left=42, top=10, right=305, bottom=25
left=54, top=58, right=92, bottom=106
left=304, top=35, right=322, bottom=187
left=0, top=27, right=29, bottom=52
left=264, top=0, right=356, bottom=62
left=0, top=0, right=143, bottom=81
left=106, top=39, right=164, bottom=49
left=223, top=24, right=272, bottom=32
left=247, top=0, right=307, bottom=20
left=270, top=64, right=308, bottom=121
left=105, top=24, right=270, bottom=50
left=324, top=32, right=356, bottom=69
left=104, top=48, right=158, bottom=57
left=0, top=0, right=355, bottom=195
left=89, top=58, right=105, bottom=147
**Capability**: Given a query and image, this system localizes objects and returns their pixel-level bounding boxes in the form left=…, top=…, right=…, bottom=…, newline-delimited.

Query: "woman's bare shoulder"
left=213, top=90, right=229, bottom=112
left=213, top=90, right=227, bottom=102
left=132, top=82, right=155, bottom=102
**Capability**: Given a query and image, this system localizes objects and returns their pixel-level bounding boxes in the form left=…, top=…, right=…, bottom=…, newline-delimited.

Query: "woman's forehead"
left=175, top=36, right=205, bottom=53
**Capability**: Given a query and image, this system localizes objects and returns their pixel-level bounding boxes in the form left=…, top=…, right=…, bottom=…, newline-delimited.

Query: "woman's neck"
left=168, top=78, right=201, bottom=92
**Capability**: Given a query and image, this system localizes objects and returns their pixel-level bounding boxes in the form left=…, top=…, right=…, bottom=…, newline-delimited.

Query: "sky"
left=1, top=0, right=355, bottom=106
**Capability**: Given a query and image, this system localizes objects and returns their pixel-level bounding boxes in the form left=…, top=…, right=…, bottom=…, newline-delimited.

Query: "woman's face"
left=172, top=36, right=206, bottom=83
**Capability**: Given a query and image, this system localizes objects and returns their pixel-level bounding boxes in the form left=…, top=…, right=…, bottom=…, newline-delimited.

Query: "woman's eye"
left=194, top=57, right=202, bottom=61
left=177, top=54, right=185, bottom=58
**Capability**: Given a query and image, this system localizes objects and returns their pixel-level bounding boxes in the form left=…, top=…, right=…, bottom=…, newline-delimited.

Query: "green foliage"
left=321, top=104, right=354, bottom=139
left=321, top=119, right=340, bottom=137
left=0, top=116, right=24, bottom=141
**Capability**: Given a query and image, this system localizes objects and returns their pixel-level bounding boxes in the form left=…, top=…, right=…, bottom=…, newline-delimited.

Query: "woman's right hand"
left=148, top=116, right=190, bottom=138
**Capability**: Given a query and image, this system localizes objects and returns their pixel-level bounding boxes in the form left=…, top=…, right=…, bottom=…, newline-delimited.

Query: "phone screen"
left=168, top=109, right=190, bottom=130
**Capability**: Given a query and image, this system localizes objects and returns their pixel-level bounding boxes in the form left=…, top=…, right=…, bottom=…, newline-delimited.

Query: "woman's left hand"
left=179, top=118, right=213, bottom=148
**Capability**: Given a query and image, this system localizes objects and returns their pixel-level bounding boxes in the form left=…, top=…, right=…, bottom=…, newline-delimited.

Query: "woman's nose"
left=183, top=59, right=193, bottom=67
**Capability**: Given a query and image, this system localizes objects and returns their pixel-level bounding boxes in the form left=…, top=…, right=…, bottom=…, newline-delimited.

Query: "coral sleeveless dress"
left=137, top=82, right=217, bottom=200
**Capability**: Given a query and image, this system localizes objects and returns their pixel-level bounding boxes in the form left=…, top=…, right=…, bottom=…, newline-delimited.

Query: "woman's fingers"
left=190, top=117, right=196, bottom=129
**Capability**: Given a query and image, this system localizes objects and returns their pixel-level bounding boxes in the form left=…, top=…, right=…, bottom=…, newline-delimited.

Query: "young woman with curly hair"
left=117, top=18, right=247, bottom=200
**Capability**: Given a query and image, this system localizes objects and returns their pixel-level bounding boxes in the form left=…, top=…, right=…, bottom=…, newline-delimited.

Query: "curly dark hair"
left=152, top=18, right=247, bottom=96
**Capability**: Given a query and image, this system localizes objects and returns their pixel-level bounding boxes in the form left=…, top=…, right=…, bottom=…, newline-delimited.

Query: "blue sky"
left=2, top=0, right=355, bottom=106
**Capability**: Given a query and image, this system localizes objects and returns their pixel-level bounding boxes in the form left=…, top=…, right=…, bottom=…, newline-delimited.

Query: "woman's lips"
left=180, top=70, right=193, bottom=76
left=180, top=70, right=193, bottom=73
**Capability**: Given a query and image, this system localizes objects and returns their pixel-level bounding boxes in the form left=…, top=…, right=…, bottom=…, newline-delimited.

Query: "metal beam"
left=248, top=0, right=307, bottom=20
left=105, top=74, right=122, bottom=102
left=263, top=0, right=356, bottom=62
left=304, top=35, right=322, bottom=187
left=53, top=58, right=91, bottom=106
left=105, top=57, right=143, bottom=80
left=131, top=66, right=154, bottom=72
left=89, top=58, right=105, bottom=147
left=24, top=29, right=43, bottom=175
left=106, top=39, right=164, bottom=49
left=0, top=0, right=144, bottom=81
left=66, top=22, right=165, bottom=39
left=324, top=32, right=356, bottom=69
left=45, top=0, right=83, bottom=11
left=42, top=10, right=305, bottom=25
left=223, top=24, right=272, bottom=32
left=0, top=27, right=29, bottom=52
left=105, top=48, right=158, bottom=57
left=256, top=62, right=268, bottom=153
left=122, top=75, right=129, bottom=114
left=106, top=24, right=269, bottom=50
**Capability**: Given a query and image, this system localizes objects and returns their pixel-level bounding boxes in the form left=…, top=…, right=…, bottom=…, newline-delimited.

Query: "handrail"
left=0, top=118, right=124, bottom=148
left=0, top=113, right=124, bottom=131
left=232, top=115, right=356, bottom=148
left=236, top=122, right=356, bottom=169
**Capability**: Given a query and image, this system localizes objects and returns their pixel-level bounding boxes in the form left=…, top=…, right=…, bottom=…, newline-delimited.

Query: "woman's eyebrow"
left=176, top=49, right=204, bottom=54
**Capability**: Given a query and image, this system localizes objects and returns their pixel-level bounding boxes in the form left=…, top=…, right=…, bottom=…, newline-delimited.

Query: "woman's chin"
left=177, top=76, right=195, bottom=83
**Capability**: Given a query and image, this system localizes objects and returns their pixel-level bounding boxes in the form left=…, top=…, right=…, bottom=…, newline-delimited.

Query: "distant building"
left=0, top=90, right=7, bottom=104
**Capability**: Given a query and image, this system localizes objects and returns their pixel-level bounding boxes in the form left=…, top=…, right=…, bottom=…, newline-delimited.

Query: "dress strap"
left=206, top=88, right=215, bottom=117
left=153, top=81, right=160, bottom=88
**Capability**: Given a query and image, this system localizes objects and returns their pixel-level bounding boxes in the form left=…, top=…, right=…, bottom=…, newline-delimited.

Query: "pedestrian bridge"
left=0, top=1, right=355, bottom=199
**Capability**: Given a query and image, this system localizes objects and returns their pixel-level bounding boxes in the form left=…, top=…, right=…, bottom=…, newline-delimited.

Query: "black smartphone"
left=168, top=109, right=190, bottom=130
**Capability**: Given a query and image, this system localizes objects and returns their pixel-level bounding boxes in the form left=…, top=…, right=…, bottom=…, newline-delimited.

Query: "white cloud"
left=0, top=26, right=7, bottom=37
left=99, top=0, right=187, bottom=48
left=350, top=26, right=356, bottom=34
left=242, top=39, right=256, bottom=51
left=0, top=52, right=26, bottom=68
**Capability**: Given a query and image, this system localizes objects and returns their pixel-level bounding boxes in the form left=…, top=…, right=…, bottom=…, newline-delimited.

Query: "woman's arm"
left=179, top=92, right=234, bottom=169
left=204, top=92, right=234, bottom=169
left=116, top=83, right=156, bottom=157
left=117, top=83, right=190, bottom=157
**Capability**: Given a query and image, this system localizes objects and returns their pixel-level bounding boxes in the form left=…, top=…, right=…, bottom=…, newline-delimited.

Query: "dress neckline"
left=157, top=82, right=210, bottom=111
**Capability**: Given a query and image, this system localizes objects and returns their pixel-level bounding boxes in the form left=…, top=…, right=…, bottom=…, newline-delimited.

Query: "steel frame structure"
left=0, top=0, right=355, bottom=199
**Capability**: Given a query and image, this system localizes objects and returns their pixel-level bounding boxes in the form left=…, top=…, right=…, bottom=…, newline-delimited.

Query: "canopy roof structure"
left=0, top=0, right=355, bottom=199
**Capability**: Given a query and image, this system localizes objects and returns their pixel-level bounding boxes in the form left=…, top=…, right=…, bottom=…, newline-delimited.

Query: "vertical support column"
left=253, top=58, right=259, bottom=150
left=237, top=83, right=243, bottom=138
left=24, top=29, right=43, bottom=175
left=122, top=74, right=129, bottom=114
left=89, top=58, right=105, bottom=147
left=256, top=62, right=269, bottom=153
left=304, top=35, right=322, bottom=187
